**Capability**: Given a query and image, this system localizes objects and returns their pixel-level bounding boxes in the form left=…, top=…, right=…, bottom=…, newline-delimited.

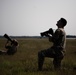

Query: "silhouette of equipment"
left=4, top=34, right=13, bottom=43
left=40, top=28, right=54, bottom=37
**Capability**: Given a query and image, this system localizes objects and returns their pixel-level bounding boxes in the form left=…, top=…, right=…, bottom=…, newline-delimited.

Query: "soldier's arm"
left=5, top=40, right=11, bottom=49
left=52, top=29, right=64, bottom=44
left=52, top=29, right=60, bottom=43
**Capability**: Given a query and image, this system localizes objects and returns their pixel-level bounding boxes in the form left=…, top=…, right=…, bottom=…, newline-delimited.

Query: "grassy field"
left=0, top=38, right=76, bottom=75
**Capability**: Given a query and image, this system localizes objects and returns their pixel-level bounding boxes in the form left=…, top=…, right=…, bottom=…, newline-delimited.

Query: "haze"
left=0, top=0, right=76, bottom=36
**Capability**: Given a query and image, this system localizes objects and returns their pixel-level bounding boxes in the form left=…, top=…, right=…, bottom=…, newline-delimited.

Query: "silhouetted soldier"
left=0, top=39, right=19, bottom=55
left=38, top=18, right=67, bottom=70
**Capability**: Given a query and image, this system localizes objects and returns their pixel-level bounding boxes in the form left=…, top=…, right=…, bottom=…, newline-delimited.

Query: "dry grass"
left=0, top=38, right=76, bottom=75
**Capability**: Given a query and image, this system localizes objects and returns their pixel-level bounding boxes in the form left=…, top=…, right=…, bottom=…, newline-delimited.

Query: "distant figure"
left=0, top=39, right=19, bottom=55
left=38, top=18, right=67, bottom=70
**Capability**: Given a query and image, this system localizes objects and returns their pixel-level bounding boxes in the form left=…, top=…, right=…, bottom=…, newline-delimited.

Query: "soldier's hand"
left=49, top=28, right=54, bottom=36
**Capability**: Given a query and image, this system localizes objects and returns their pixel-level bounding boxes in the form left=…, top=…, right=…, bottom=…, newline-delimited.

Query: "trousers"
left=38, top=47, right=64, bottom=70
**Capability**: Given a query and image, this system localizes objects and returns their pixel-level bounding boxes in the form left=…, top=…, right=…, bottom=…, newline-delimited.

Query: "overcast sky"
left=0, top=0, right=76, bottom=36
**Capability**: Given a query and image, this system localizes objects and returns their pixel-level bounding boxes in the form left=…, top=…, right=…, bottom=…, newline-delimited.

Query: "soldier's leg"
left=38, top=51, right=45, bottom=70
left=53, top=56, right=63, bottom=70
left=53, top=59, right=61, bottom=70
left=0, top=50, right=7, bottom=55
left=38, top=48, right=55, bottom=70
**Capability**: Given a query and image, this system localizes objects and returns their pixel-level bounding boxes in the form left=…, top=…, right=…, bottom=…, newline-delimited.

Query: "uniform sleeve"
left=52, top=29, right=63, bottom=44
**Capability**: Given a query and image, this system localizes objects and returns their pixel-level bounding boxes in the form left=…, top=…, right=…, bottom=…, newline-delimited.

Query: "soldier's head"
left=56, top=18, right=67, bottom=28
